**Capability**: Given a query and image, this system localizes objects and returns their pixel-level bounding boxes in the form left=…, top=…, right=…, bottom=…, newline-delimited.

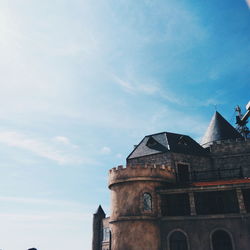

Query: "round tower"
left=108, top=164, right=175, bottom=250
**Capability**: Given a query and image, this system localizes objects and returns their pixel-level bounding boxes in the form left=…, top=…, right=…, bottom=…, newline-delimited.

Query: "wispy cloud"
left=112, top=74, right=158, bottom=95
left=112, top=74, right=183, bottom=104
left=0, top=131, right=91, bottom=165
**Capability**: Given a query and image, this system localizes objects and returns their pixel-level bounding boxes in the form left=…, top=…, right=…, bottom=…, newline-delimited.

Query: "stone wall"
left=161, top=215, right=250, bottom=250
left=209, top=138, right=250, bottom=177
left=126, top=152, right=212, bottom=173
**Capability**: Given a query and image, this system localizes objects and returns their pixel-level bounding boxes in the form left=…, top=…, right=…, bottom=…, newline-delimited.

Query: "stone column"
left=236, top=188, right=246, bottom=214
left=188, top=192, right=196, bottom=215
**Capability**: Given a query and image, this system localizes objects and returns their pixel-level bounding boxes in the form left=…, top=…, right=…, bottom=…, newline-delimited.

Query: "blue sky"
left=0, top=0, right=249, bottom=249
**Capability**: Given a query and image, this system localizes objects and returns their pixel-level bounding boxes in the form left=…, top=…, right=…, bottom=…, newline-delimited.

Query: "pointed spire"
left=201, top=111, right=242, bottom=147
left=94, top=205, right=105, bottom=217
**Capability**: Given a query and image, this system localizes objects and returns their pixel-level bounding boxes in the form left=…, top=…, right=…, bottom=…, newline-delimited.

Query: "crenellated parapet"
left=108, top=164, right=176, bottom=188
left=209, top=138, right=250, bottom=155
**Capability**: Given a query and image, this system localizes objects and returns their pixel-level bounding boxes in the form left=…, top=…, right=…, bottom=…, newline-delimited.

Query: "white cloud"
left=112, top=74, right=159, bottom=95
left=53, top=136, right=79, bottom=149
left=100, top=146, right=111, bottom=155
left=0, top=131, right=90, bottom=165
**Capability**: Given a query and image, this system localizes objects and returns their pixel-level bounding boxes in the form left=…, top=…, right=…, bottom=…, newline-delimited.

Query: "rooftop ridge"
left=143, top=131, right=189, bottom=138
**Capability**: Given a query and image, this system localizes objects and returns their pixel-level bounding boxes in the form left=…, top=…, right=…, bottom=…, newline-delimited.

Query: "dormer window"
left=146, top=137, right=158, bottom=148
left=178, top=136, right=188, bottom=146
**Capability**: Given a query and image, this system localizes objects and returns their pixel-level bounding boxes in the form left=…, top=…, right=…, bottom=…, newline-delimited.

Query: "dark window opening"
left=242, top=189, right=250, bottom=213
left=177, top=164, right=190, bottom=183
left=169, top=231, right=188, bottom=250
left=109, top=231, right=112, bottom=250
left=212, top=230, right=233, bottom=250
left=194, top=190, right=239, bottom=215
left=178, top=136, right=188, bottom=146
left=161, top=193, right=190, bottom=216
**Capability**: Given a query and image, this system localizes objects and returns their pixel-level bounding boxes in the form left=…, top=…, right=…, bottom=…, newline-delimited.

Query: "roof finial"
left=235, top=101, right=250, bottom=139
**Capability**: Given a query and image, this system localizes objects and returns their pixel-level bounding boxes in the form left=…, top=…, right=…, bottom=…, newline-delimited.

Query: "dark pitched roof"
left=127, top=132, right=207, bottom=160
left=201, top=111, right=242, bottom=148
left=94, top=205, right=105, bottom=216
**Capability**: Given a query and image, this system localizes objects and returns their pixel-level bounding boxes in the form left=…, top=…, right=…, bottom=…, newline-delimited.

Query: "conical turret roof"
left=94, top=205, right=105, bottom=216
left=201, top=111, right=242, bottom=147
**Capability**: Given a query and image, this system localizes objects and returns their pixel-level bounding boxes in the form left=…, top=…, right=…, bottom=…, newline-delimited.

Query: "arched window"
left=212, top=230, right=233, bottom=250
left=143, top=193, right=152, bottom=211
left=169, top=231, right=188, bottom=250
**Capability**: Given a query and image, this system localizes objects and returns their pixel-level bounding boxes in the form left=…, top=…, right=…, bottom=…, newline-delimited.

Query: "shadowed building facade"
left=92, top=111, right=250, bottom=250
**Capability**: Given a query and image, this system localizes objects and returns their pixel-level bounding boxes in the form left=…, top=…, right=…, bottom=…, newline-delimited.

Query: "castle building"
left=92, top=108, right=250, bottom=250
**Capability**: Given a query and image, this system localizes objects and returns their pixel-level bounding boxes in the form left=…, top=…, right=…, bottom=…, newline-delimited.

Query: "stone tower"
left=108, top=164, right=176, bottom=250
left=92, top=205, right=106, bottom=250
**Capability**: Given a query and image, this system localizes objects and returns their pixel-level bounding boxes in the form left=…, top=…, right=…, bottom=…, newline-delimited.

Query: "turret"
left=108, top=164, right=175, bottom=250
left=92, top=205, right=105, bottom=250
left=201, top=111, right=242, bottom=148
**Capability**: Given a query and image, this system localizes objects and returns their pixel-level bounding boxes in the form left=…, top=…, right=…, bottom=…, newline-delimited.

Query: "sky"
left=0, top=0, right=249, bottom=249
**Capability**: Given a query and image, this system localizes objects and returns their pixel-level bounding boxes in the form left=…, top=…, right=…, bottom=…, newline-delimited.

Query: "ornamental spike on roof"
left=201, top=111, right=242, bottom=148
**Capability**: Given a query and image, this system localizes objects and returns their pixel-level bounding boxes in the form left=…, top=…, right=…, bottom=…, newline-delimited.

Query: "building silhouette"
left=92, top=108, right=250, bottom=250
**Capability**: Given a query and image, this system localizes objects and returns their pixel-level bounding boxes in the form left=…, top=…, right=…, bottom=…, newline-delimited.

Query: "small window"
left=178, top=136, right=188, bottom=146
left=103, top=227, right=110, bottom=242
left=169, top=231, right=188, bottom=250
left=143, top=193, right=152, bottom=211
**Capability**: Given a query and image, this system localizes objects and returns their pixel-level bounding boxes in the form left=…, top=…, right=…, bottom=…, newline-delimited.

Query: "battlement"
left=108, top=164, right=176, bottom=188
left=209, top=138, right=250, bottom=155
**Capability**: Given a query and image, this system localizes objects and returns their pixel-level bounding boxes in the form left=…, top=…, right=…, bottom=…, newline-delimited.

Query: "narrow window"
left=109, top=230, right=112, bottom=250
left=103, top=227, right=110, bottom=242
left=177, top=164, right=190, bottom=183
left=143, top=193, right=152, bottom=211
left=169, top=231, right=188, bottom=250
left=212, top=230, right=233, bottom=250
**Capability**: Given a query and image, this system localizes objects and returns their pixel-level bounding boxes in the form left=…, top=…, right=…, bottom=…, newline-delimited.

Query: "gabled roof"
left=127, top=132, right=207, bottom=160
left=201, top=111, right=242, bottom=148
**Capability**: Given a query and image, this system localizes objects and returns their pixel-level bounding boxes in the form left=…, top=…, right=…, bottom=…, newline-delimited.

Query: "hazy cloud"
left=100, top=146, right=111, bottom=155
left=0, top=131, right=89, bottom=165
